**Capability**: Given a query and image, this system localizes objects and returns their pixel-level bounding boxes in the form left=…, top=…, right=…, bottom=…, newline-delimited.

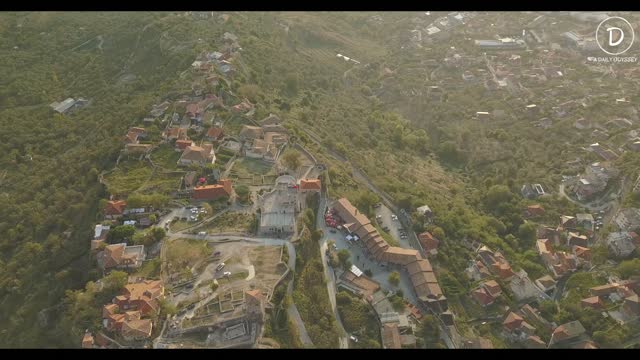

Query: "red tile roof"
left=206, top=127, right=224, bottom=140
left=192, top=179, right=233, bottom=201
left=503, top=312, right=524, bottom=331
left=175, top=139, right=193, bottom=150
left=82, top=332, right=94, bottom=348
left=472, top=287, right=495, bottom=306
left=104, top=200, right=127, bottom=216
left=581, top=296, right=604, bottom=310
left=418, top=232, right=440, bottom=252
left=300, top=179, right=321, bottom=191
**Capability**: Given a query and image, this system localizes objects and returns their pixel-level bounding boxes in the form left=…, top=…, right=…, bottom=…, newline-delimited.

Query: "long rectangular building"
left=333, top=198, right=447, bottom=311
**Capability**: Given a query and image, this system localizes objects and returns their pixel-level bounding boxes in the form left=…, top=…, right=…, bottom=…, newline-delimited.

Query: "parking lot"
left=322, top=208, right=418, bottom=305
left=373, top=204, right=412, bottom=249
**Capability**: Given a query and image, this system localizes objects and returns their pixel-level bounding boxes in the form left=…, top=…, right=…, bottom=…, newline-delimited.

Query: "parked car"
left=373, top=203, right=381, bottom=208
left=391, top=215, right=398, bottom=221
left=216, top=263, right=226, bottom=271
left=329, top=229, right=337, bottom=233
left=198, top=231, right=207, bottom=236
left=213, top=251, right=221, bottom=257
left=350, top=335, right=359, bottom=343
left=383, top=226, right=390, bottom=232
left=223, top=271, right=231, bottom=277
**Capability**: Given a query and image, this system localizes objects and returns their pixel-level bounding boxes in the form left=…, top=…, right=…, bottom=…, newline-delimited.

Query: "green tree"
left=485, top=185, right=513, bottom=209
left=238, top=84, right=260, bottom=102
left=284, top=73, right=299, bottom=95
left=616, top=258, right=640, bottom=279
left=388, top=271, right=400, bottom=287
left=106, top=225, right=136, bottom=244
left=235, top=185, right=250, bottom=204
left=418, top=315, right=441, bottom=348
left=281, top=149, right=301, bottom=171
left=150, top=227, right=166, bottom=242
left=158, top=298, right=177, bottom=316
left=337, top=249, right=351, bottom=270
left=517, top=222, right=537, bottom=247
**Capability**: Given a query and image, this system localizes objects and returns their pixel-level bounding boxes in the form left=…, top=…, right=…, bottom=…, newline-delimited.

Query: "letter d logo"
left=597, top=16, right=634, bottom=56
left=608, top=27, right=624, bottom=46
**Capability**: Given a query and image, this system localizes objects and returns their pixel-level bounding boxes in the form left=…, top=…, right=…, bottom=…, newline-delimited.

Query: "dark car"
left=329, top=229, right=337, bottom=233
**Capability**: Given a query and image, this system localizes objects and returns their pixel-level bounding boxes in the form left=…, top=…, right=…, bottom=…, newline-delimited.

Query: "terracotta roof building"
left=483, top=280, right=502, bottom=297
left=527, top=204, right=545, bottom=217
left=381, top=323, right=402, bottom=349
left=104, top=200, right=127, bottom=219
left=192, top=179, right=233, bottom=201
left=206, top=126, right=224, bottom=141
left=503, top=312, right=525, bottom=331
left=550, top=321, right=586, bottom=346
left=164, top=127, right=188, bottom=140
left=121, top=319, right=153, bottom=341
left=82, top=332, right=95, bottom=348
left=581, top=296, right=605, bottom=310
left=417, top=232, right=440, bottom=254
left=100, top=243, right=145, bottom=270
left=472, top=287, right=496, bottom=307
left=178, top=144, right=216, bottom=166
left=175, top=139, right=194, bottom=151
left=299, top=179, right=321, bottom=192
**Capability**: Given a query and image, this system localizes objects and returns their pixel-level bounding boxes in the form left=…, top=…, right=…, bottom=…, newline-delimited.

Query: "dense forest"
left=0, top=12, right=206, bottom=347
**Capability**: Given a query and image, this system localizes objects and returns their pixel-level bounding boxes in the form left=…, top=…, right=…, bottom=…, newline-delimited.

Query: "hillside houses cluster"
left=83, top=279, right=165, bottom=347
left=239, top=123, right=289, bottom=163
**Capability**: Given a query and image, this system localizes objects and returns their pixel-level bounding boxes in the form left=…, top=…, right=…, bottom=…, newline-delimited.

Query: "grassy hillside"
left=0, top=12, right=215, bottom=347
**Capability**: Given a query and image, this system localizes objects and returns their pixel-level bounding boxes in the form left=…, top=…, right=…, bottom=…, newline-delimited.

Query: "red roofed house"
left=573, top=245, right=591, bottom=265
left=549, top=321, right=586, bottom=347
left=104, top=200, right=127, bottom=220
left=503, top=312, right=536, bottom=340
left=482, top=280, right=502, bottom=298
left=526, top=204, right=545, bottom=217
left=503, top=312, right=524, bottom=331
left=178, top=144, right=216, bottom=166
left=472, top=287, right=496, bottom=307
left=193, top=179, right=233, bottom=201
left=163, top=127, right=188, bottom=141
left=581, top=296, right=605, bottom=310
left=119, top=280, right=165, bottom=316
left=82, top=331, right=95, bottom=349
left=299, top=179, right=321, bottom=193
left=175, top=139, right=194, bottom=151
left=206, top=126, right=224, bottom=142
left=102, top=280, right=164, bottom=341
left=124, top=127, right=146, bottom=145
left=100, top=243, right=145, bottom=270
left=418, top=232, right=440, bottom=255
left=121, top=319, right=153, bottom=341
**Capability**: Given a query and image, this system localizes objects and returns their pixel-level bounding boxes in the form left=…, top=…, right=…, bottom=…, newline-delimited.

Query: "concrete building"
left=614, top=208, right=640, bottom=231
left=475, top=38, right=526, bottom=50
